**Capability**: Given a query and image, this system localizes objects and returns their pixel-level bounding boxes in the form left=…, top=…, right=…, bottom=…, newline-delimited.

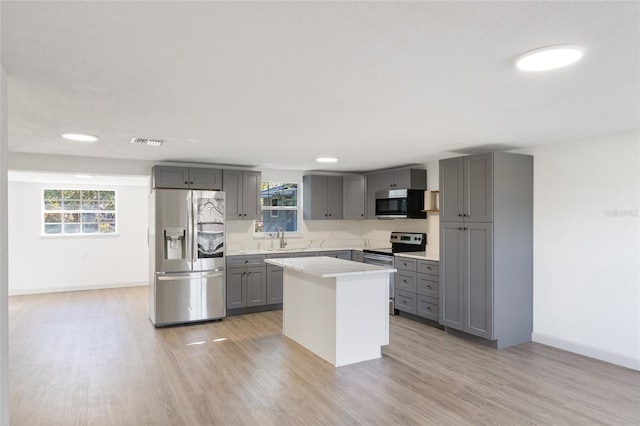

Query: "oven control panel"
left=390, top=232, right=426, bottom=246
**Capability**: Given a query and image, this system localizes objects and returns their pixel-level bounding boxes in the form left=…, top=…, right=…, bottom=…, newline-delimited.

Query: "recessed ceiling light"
left=62, top=133, right=98, bottom=142
left=74, top=174, right=93, bottom=179
left=516, top=44, right=584, bottom=71
left=316, top=157, right=338, bottom=163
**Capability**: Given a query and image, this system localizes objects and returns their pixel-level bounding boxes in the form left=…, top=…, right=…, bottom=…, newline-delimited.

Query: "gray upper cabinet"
left=223, top=169, right=262, bottom=221
left=153, top=166, right=222, bottom=190
left=365, top=174, right=378, bottom=219
left=303, top=175, right=343, bottom=220
left=439, top=153, right=492, bottom=222
left=343, top=175, right=365, bottom=220
left=375, top=168, right=427, bottom=191
left=439, top=152, right=533, bottom=349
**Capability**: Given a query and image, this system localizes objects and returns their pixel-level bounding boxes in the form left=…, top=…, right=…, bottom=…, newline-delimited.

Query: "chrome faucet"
left=278, top=227, right=287, bottom=249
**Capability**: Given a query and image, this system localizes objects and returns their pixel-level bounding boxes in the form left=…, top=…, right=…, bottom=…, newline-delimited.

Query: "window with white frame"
left=42, top=189, right=117, bottom=235
left=254, top=182, right=299, bottom=234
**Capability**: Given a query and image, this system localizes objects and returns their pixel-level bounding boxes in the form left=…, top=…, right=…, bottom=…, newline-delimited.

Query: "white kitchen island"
left=264, top=256, right=396, bottom=367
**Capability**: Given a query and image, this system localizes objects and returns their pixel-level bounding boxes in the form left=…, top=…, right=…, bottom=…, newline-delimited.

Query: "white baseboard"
left=532, top=332, right=640, bottom=371
left=8, top=282, right=148, bottom=296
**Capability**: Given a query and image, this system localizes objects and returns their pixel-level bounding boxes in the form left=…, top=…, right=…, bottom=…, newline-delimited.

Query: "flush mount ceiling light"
left=73, top=174, right=93, bottom=179
left=62, top=133, right=98, bottom=142
left=515, top=44, right=584, bottom=71
left=130, top=137, right=164, bottom=147
left=315, top=157, right=338, bottom=163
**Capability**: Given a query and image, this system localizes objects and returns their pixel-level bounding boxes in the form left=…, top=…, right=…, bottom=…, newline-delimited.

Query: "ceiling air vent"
left=130, top=137, right=164, bottom=147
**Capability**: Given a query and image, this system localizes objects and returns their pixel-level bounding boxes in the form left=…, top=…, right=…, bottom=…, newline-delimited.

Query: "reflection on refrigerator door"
left=154, top=271, right=226, bottom=326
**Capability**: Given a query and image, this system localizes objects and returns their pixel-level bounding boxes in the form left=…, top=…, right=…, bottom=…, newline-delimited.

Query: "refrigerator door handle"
left=157, top=271, right=224, bottom=281
left=189, top=191, right=196, bottom=269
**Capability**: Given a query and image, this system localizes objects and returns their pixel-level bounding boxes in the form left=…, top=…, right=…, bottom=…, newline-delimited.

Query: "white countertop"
left=394, top=251, right=440, bottom=261
left=264, top=256, right=396, bottom=278
left=229, top=247, right=362, bottom=256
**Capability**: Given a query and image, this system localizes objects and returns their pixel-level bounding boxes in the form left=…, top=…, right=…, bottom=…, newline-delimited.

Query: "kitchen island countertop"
left=264, top=256, right=396, bottom=277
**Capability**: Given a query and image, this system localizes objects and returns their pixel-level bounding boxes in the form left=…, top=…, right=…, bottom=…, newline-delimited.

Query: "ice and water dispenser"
left=164, top=227, right=186, bottom=260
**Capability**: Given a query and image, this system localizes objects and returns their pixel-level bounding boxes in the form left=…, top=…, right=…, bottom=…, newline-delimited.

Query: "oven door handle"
left=363, top=254, right=394, bottom=264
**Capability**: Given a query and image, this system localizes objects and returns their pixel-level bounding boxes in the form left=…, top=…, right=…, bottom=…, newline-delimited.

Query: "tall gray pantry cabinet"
left=439, top=152, right=533, bottom=349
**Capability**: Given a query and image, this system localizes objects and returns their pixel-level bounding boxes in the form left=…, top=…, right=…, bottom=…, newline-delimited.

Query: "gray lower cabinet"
left=223, top=169, right=262, bottom=221
left=226, top=255, right=267, bottom=311
left=394, top=256, right=440, bottom=322
left=152, top=166, right=223, bottom=190
left=303, top=175, right=343, bottom=220
left=322, top=250, right=351, bottom=260
left=294, top=251, right=319, bottom=258
left=439, top=152, right=533, bottom=349
left=343, top=175, right=365, bottom=219
left=440, top=222, right=493, bottom=338
left=266, top=265, right=283, bottom=304
left=227, top=249, right=359, bottom=315
left=226, top=264, right=266, bottom=309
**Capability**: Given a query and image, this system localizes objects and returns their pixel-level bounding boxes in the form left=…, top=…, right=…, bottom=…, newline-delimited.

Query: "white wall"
left=0, top=63, right=10, bottom=426
left=8, top=181, right=149, bottom=295
left=520, top=131, right=640, bottom=370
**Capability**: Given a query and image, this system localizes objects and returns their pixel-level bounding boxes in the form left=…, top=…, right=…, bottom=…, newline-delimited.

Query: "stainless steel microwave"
left=375, top=189, right=426, bottom=219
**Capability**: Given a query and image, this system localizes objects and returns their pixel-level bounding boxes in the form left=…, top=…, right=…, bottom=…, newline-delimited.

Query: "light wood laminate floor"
left=8, top=286, right=640, bottom=425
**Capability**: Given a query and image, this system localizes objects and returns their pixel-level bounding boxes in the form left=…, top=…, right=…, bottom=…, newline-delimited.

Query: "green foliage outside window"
left=42, top=189, right=117, bottom=235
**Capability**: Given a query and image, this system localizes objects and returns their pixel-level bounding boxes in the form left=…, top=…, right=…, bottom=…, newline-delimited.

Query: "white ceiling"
left=2, top=1, right=639, bottom=173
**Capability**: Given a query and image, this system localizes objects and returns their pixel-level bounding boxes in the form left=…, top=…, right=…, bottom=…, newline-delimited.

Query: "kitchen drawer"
left=322, top=250, right=352, bottom=260
left=417, top=260, right=439, bottom=275
left=294, top=252, right=319, bottom=258
left=395, top=257, right=417, bottom=271
left=416, top=273, right=438, bottom=298
left=416, top=295, right=439, bottom=320
left=395, top=290, right=417, bottom=315
left=227, top=255, right=266, bottom=268
left=266, top=253, right=293, bottom=259
left=395, top=271, right=417, bottom=292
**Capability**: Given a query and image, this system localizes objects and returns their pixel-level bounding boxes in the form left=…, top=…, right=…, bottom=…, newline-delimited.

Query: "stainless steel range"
left=363, top=232, right=426, bottom=315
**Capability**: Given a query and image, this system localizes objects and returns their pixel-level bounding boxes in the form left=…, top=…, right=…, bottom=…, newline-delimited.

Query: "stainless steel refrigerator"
left=149, top=189, right=225, bottom=326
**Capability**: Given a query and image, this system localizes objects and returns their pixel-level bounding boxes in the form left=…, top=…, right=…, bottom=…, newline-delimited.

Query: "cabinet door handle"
left=426, top=285, right=431, bottom=289
left=243, top=213, right=247, bottom=216
left=184, top=181, right=188, bottom=184
left=458, top=213, right=463, bottom=217
left=190, top=181, right=194, bottom=184
left=238, top=214, right=242, bottom=217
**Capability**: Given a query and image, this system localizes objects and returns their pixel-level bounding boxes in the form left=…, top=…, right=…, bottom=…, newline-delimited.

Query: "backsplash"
left=226, top=216, right=440, bottom=255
